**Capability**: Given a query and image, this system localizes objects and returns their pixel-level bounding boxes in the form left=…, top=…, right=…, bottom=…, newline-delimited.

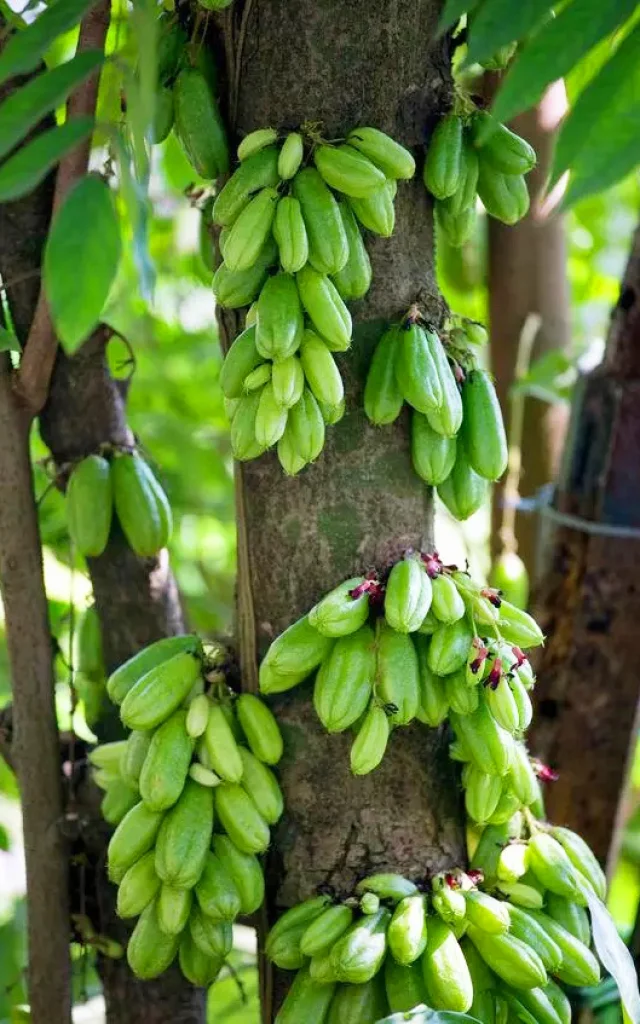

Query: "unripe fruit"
left=308, top=577, right=371, bottom=637
left=462, top=369, right=508, bottom=481
left=348, top=180, right=396, bottom=236
left=347, top=126, right=416, bottom=179
left=292, top=167, right=349, bottom=274
left=173, top=68, right=229, bottom=180
left=299, top=332, right=344, bottom=408
left=396, top=323, right=443, bottom=414
left=376, top=621, right=420, bottom=725
left=384, top=557, right=432, bottom=633
left=350, top=702, right=390, bottom=776
left=421, top=917, right=473, bottom=1012
left=364, top=326, right=404, bottom=426
left=237, top=127, right=278, bottom=161
left=255, top=382, right=289, bottom=448
left=278, top=132, right=304, bottom=179
left=314, top=143, right=386, bottom=198
left=273, top=195, right=308, bottom=274
left=332, top=199, right=372, bottom=301
left=423, top=114, right=463, bottom=200
left=213, top=147, right=279, bottom=227
left=66, top=454, right=113, bottom=557
left=438, top=441, right=489, bottom=521
left=223, top=186, right=279, bottom=272
left=235, top=693, right=283, bottom=765
left=271, top=354, right=305, bottom=409
left=411, top=411, right=457, bottom=484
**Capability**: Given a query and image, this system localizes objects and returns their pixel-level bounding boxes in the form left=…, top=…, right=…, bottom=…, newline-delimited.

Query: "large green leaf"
left=463, top=0, right=551, bottom=69
left=0, top=115, right=93, bottom=202
left=438, top=0, right=481, bottom=33
left=552, top=25, right=640, bottom=185
left=585, top=890, right=640, bottom=1023
left=0, top=50, right=102, bottom=162
left=44, top=174, right=121, bottom=353
left=0, top=0, right=99, bottom=87
left=492, top=0, right=638, bottom=124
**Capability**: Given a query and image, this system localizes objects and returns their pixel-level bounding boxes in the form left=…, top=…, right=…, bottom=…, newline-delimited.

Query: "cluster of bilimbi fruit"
left=424, top=109, right=536, bottom=246
left=365, top=310, right=506, bottom=520
left=267, top=818, right=605, bottom=1023
left=260, top=550, right=542, bottom=792
left=65, top=449, right=172, bottom=558
left=89, top=635, right=284, bottom=987
left=213, top=126, right=416, bottom=472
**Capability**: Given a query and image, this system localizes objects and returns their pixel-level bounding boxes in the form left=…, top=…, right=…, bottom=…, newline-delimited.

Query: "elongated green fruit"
left=127, top=900, right=180, bottom=980
left=526, top=910, right=600, bottom=986
left=235, top=693, right=283, bottom=764
left=376, top=621, right=420, bottom=725
left=450, top=704, right=511, bottom=776
left=385, top=957, right=427, bottom=1013
left=190, top=906, right=233, bottom=959
left=219, top=325, right=264, bottom=399
left=527, top=831, right=587, bottom=904
left=395, top=323, right=443, bottom=413
left=292, top=167, right=349, bottom=274
left=157, top=883, right=192, bottom=936
left=111, top=452, right=168, bottom=557
left=314, top=624, right=375, bottom=733
left=120, top=729, right=152, bottom=786
left=435, top=200, right=477, bottom=246
left=186, top=693, right=210, bottom=738
left=445, top=134, right=479, bottom=216
left=299, top=332, right=344, bottom=408
left=273, top=195, right=308, bottom=274
left=178, top=932, right=222, bottom=987
left=195, top=850, right=242, bottom=921
left=139, top=709, right=193, bottom=811
left=347, top=126, right=415, bottom=179
left=495, top=600, right=544, bottom=648
left=428, top=617, right=473, bottom=675
left=364, top=326, right=404, bottom=425
left=464, top=889, right=509, bottom=934
left=278, top=132, right=304, bottom=180
left=467, top=923, right=547, bottom=989
left=230, top=390, right=266, bottom=461
left=431, top=574, right=465, bottom=623
left=332, top=198, right=372, bottom=301
left=288, top=388, right=325, bottom=461
left=300, top=904, right=354, bottom=957
left=212, top=834, right=265, bottom=915
left=100, top=778, right=139, bottom=824
left=154, top=779, right=214, bottom=888
left=350, top=702, right=390, bottom=776
left=348, top=180, right=395, bottom=236
left=473, top=112, right=536, bottom=175
left=256, top=271, right=304, bottom=361
left=213, top=237, right=278, bottom=308
left=412, top=410, right=457, bottom=485
left=204, top=702, right=244, bottom=783
left=271, top=355, right=304, bottom=409
left=477, top=164, right=530, bottom=225
left=423, top=114, right=463, bottom=199
left=545, top=893, right=591, bottom=946
left=309, top=577, right=371, bottom=637
left=116, top=850, right=159, bottom=919
left=296, top=265, right=352, bottom=350
left=506, top=904, right=563, bottom=972
left=422, top=917, right=473, bottom=1012
left=385, top=557, right=432, bottom=633
left=108, top=801, right=164, bottom=884
left=267, top=896, right=331, bottom=968
left=255, top=382, right=288, bottom=448
left=215, top=782, right=270, bottom=854
left=224, top=187, right=279, bottom=272
left=274, top=966, right=336, bottom=1024
left=238, top=127, right=278, bottom=161
left=330, top=908, right=390, bottom=984
left=414, top=634, right=449, bottom=726
left=120, top=648, right=202, bottom=731
left=212, top=147, right=279, bottom=226
left=239, top=746, right=283, bottom=825
left=438, top=440, right=489, bottom=521
left=462, top=369, right=508, bottom=481
left=66, top=454, right=113, bottom=557
left=314, top=144, right=386, bottom=197
left=173, top=68, right=228, bottom=179
left=388, top=894, right=428, bottom=965
left=260, top=614, right=333, bottom=687
left=355, top=874, right=417, bottom=901
left=551, top=826, right=606, bottom=900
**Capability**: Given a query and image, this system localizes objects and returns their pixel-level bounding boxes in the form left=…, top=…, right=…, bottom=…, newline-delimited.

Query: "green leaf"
left=492, top=0, right=638, bottom=125
left=0, top=327, right=20, bottom=352
left=464, top=0, right=551, bottom=69
left=0, top=116, right=93, bottom=202
left=44, top=174, right=121, bottom=353
left=438, top=0, right=481, bottom=34
left=510, top=350, right=577, bottom=404
left=0, top=50, right=102, bottom=162
left=0, top=0, right=100, bottom=87
left=585, top=889, right=640, bottom=1023
left=552, top=25, right=640, bottom=196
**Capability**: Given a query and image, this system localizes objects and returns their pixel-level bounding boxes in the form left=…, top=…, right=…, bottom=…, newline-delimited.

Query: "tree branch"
left=14, top=0, right=112, bottom=418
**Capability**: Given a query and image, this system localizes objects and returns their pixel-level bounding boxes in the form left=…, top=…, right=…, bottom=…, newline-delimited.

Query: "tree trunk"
left=217, top=1, right=466, bottom=1015
left=528, top=223, right=640, bottom=869
left=488, top=81, right=571, bottom=577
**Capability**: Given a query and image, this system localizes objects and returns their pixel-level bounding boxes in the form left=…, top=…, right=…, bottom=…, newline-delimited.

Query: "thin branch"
left=14, top=0, right=112, bottom=418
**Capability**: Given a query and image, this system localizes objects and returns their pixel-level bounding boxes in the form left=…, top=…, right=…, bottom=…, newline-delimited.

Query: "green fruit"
left=278, top=131, right=304, bottom=180
left=423, top=114, right=463, bottom=199
left=331, top=908, right=390, bottom=984
left=111, top=452, right=170, bottom=557
left=375, top=621, right=420, bottom=725
left=490, top=552, right=530, bottom=610
left=186, top=693, right=210, bottom=739
left=215, top=782, right=270, bottom=854
left=445, top=134, right=479, bottom=216
left=350, top=702, right=390, bottom=776
left=314, top=624, right=375, bottom=733
left=431, top=574, right=465, bottom=623
left=296, top=264, right=352, bottom=350
left=271, top=354, right=305, bottom=409
left=179, top=932, right=222, bottom=987
left=473, top=112, right=536, bottom=175
left=470, top=819, right=522, bottom=882
left=155, top=779, right=214, bottom=888
left=157, top=883, right=192, bottom=935
left=348, top=180, right=396, bottom=236
left=151, top=84, right=174, bottom=144
left=212, top=147, right=279, bottom=227
left=414, top=634, right=449, bottom=726
left=235, top=693, right=283, bottom=765
left=238, top=128, right=278, bottom=161
left=300, top=904, right=354, bottom=957
left=309, top=577, right=371, bottom=637
left=273, top=196, right=308, bottom=274
left=450, top=704, right=512, bottom=776
left=543, top=980, right=572, bottom=1024
left=497, top=842, right=529, bottom=884
left=120, top=648, right=202, bottom=731
left=274, top=966, right=336, bottom=1024
left=462, top=369, right=508, bottom=481
left=355, top=874, right=418, bottom=901
left=66, top=454, right=113, bottom=557
left=108, top=801, right=164, bottom=884
left=116, top=850, right=160, bottom=919
left=411, top=411, right=457, bottom=485
left=545, top=893, right=591, bottom=946
left=292, top=167, right=349, bottom=274
left=75, top=605, right=104, bottom=681
left=239, top=746, right=283, bottom=825
left=506, top=904, right=563, bottom=972
left=195, top=850, right=242, bottom=921
left=424, top=334, right=463, bottom=438
left=501, top=986, right=562, bottom=1024
left=276, top=428, right=306, bottom=474
left=437, top=441, right=489, bottom=521
left=347, top=127, right=415, bottom=179
left=486, top=675, right=520, bottom=734
left=204, top=702, right=244, bottom=783
left=435, top=201, right=477, bottom=246
left=395, top=323, right=443, bottom=414
left=318, top=398, right=345, bottom=425
left=266, top=896, right=331, bottom=968
left=332, top=199, right=372, bottom=301
left=224, top=187, right=279, bottom=272
left=89, top=739, right=126, bottom=773
left=213, top=237, right=278, bottom=308
left=190, top=905, right=233, bottom=958
left=497, top=881, right=544, bottom=910
left=327, top=975, right=389, bottom=1023
left=230, top=390, right=265, bottom=461
left=421, top=917, right=473, bottom=1012
left=384, top=557, right=432, bottom=634
left=100, top=779, right=140, bottom=824
left=127, top=900, right=180, bottom=980
left=220, top=326, right=264, bottom=399
left=464, top=889, right=510, bottom=934
left=496, top=600, right=544, bottom=648
left=212, top=834, right=265, bottom=915
left=260, top=615, right=333, bottom=691
left=467, top=923, right=548, bottom=989
left=384, top=958, right=426, bottom=1013
left=288, top=388, right=325, bottom=462
left=299, top=332, right=344, bottom=408
left=477, top=164, right=530, bottom=225
left=526, top=910, right=601, bottom=987
left=173, top=68, right=228, bottom=179
left=427, top=618, right=473, bottom=675
left=314, top=144, right=386, bottom=198
left=551, top=826, right=606, bottom=901
left=464, top=766, right=503, bottom=823
left=156, top=13, right=187, bottom=84
left=388, top=894, right=428, bottom=965
left=256, top=272, right=304, bottom=360
left=139, top=709, right=193, bottom=811
left=120, top=729, right=152, bottom=787
left=528, top=832, right=587, bottom=904
left=254, top=382, right=288, bottom=448
left=364, top=326, right=404, bottom=426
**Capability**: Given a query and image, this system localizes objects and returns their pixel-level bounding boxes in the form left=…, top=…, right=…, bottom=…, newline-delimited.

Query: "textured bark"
left=529, top=224, right=640, bottom=868
left=488, top=81, right=571, bottom=576
left=40, top=332, right=203, bottom=1022
left=217, top=1, right=466, bottom=1016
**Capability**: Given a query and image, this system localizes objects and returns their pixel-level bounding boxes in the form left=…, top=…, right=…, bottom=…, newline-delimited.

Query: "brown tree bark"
left=217, top=1, right=467, bottom=1016
left=528, top=223, right=640, bottom=869
left=488, top=81, right=572, bottom=577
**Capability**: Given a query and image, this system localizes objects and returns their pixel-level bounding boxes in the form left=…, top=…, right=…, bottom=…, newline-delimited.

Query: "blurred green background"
left=0, top=126, right=639, bottom=1020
